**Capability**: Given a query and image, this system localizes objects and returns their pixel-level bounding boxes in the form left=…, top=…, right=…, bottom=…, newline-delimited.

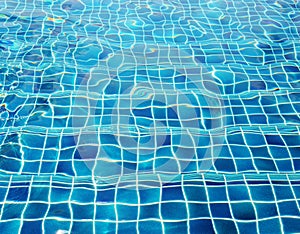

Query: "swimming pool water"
left=0, top=0, right=300, bottom=233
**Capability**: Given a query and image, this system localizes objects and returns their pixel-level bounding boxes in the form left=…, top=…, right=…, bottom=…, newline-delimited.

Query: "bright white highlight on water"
left=56, top=230, right=68, bottom=234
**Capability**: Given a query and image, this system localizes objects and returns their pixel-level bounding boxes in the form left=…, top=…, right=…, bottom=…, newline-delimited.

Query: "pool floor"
left=0, top=0, right=300, bottom=233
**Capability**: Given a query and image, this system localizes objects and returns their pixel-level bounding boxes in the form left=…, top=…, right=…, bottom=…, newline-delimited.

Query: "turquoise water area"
left=0, top=0, right=300, bottom=233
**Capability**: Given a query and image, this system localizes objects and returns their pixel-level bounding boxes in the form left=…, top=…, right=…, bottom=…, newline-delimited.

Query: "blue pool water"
left=0, top=0, right=300, bottom=233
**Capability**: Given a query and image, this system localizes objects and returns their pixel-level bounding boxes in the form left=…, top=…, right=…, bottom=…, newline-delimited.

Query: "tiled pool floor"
left=0, top=0, right=300, bottom=233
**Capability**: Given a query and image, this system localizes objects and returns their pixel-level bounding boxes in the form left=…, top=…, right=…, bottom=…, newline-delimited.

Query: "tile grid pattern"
left=0, top=0, right=300, bottom=233
left=0, top=174, right=299, bottom=233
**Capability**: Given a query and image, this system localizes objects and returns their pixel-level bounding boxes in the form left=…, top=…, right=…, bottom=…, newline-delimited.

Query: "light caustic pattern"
left=0, top=0, right=300, bottom=233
